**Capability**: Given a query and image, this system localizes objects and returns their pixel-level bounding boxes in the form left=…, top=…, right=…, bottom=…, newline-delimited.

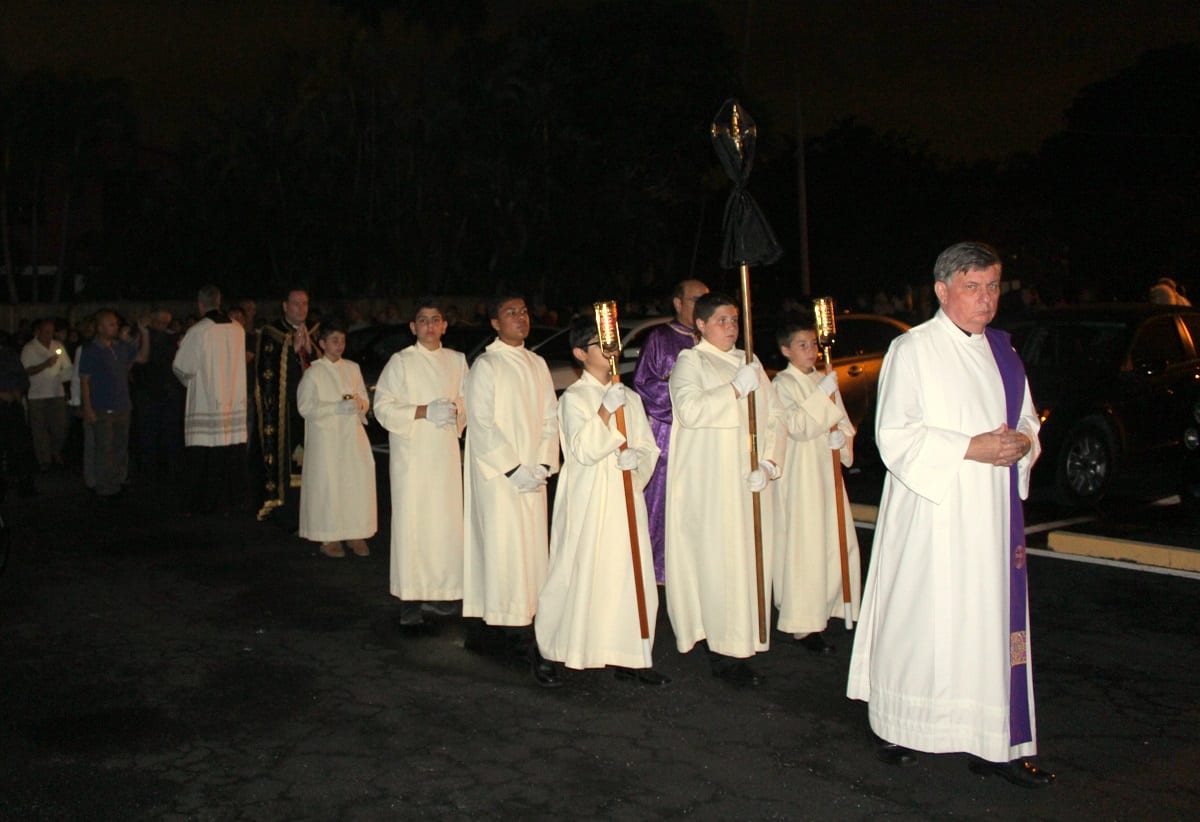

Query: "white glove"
left=508, top=465, right=545, bottom=493
left=426, top=398, right=457, bottom=428
left=335, top=398, right=359, bottom=415
left=828, top=429, right=847, bottom=450
left=817, top=371, right=838, bottom=396
left=731, top=364, right=759, bottom=397
left=617, top=448, right=639, bottom=472
left=744, top=467, right=768, bottom=493
left=602, top=383, right=626, bottom=413
left=531, top=464, right=551, bottom=482
left=760, top=459, right=780, bottom=480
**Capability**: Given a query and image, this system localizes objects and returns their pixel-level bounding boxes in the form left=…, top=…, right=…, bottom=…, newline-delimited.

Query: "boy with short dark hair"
left=462, top=293, right=560, bottom=685
left=374, top=298, right=468, bottom=624
left=771, top=316, right=860, bottom=655
left=535, top=318, right=667, bottom=685
left=665, top=292, right=784, bottom=686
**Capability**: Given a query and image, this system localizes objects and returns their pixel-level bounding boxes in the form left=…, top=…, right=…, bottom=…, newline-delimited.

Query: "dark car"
left=534, top=316, right=672, bottom=394
left=344, top=324, right=416, bottom=447
left=753, top=312, right=912, bottom=460
left=1179, top=390, right=1200, bottom=509
left=997, top=303, right=1200, bottom=505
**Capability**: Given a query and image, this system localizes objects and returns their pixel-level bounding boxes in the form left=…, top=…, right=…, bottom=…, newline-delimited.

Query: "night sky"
left=5, top=0, right=1198, bottom=161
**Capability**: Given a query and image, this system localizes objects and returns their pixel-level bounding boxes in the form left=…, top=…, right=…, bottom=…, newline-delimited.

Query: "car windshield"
left=1010, top=321, right=1128, bottom=369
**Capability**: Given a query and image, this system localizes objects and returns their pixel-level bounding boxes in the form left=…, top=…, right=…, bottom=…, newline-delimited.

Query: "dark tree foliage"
left=0, top=64, right=137, bottom=302
left=149, top=0, right=736, bottom=307
left=3, top=7, right=1197, bottom=312
left=1042, top=44, right=1200, bottom=299
left=330, top=0, right=489, bottom=32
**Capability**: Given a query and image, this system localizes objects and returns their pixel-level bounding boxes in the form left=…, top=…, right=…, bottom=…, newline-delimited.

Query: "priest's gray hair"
left=197, top=284, right=222, bottom=311
left=933, top=242, right=1001, bottom=284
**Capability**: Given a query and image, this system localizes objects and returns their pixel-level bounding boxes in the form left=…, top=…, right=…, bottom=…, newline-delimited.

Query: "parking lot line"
left=1028, top=545, right=1200, bottom=580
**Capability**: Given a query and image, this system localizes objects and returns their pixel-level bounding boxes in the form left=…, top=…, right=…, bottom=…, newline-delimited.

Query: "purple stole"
left=984, top=327, right=1033, bottom=747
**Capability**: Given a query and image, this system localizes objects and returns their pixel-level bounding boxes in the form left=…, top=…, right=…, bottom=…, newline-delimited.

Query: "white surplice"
left=771, top=364, right=861, bottom=634
left=846, top=310, right=1041, bottom=762
left=462, top=339, right=559, bottom=626
left=373, top=344, right=468, bottom=602
left=172, top=317, right=247, bottom=446
left=296, top=357, right=377, bottom=542
left=665, top=340, right=784, bottom=658
left=535, top=372, right=660, bottom=670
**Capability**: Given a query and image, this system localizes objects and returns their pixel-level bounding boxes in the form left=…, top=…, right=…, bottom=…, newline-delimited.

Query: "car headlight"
left=1186, top=427, right=1200, bottom=451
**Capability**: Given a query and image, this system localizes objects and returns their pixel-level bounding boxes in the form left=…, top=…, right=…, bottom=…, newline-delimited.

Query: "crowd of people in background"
left=0, top=268, right=1192, bottom=507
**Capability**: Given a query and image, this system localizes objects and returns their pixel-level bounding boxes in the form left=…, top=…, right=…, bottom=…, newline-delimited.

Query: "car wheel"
left=1179, top=398, right=1200, bottom=510
left=1054, top=422, right=1114, bottom=506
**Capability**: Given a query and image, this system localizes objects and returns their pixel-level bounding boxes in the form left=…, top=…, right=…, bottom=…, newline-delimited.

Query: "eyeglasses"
left=501, top=307, right=529, bottom=318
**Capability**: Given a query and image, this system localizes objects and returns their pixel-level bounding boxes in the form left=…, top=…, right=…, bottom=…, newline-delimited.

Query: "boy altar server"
left=771, top=316, right=860, bottom=655
left=666, top=292, right=784, bottom=687
left=535, top=319, right=668, bottom=685
left=373, top=299, right=468, bottom=624
left=462, top=294, right=560, bottom=685
left=297, top=322, right=377, bottom=558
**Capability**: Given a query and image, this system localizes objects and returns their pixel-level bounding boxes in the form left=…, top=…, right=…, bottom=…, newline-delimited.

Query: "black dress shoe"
left=712, top=662, right=764, bottom=687
left=612, top=666, right=672, bottom=686
left=530, top=657, right=563, bottom=688
left=796, top=632, right=837, bottom=656
left=876, top=743, right=919, bottom=767
left=967, top=756, right=1055, bottom=788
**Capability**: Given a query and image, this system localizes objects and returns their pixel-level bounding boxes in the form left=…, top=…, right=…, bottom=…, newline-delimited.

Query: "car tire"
left=1054, top=421, right=1115, bottom=507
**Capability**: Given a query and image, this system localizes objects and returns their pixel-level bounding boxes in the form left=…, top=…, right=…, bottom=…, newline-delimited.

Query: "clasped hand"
left=508, top=464, right=548, bottom=493
left=966, top=423, right=1031, bottom=467
left=426, top=398, right=458, bottom=428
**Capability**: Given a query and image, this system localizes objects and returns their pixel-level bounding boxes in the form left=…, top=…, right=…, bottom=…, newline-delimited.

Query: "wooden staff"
left=739, top=265, right=768, bottom=644
left=814, top=297, right=854, bottom=630
left=594, top=301, right=653, bottom=667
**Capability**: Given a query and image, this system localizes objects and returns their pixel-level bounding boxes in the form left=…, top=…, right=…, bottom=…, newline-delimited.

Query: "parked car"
left=344, top=324, right=416, bottom=447
left=535, top=316, right=671, bottom=393
left=753, top=312, right=912, bottom=460
left=1178, top=389, right=1200, bottom=509
left=997, top=303, right=1200, bottom=505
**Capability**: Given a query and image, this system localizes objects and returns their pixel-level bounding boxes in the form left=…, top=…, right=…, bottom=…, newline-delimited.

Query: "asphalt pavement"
left=2, top=464, right=1198, bottom=820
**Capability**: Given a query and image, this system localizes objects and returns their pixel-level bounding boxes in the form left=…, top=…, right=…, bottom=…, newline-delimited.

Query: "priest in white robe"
left=462, top=295, right=559, bottom=684
left=665, top=293, right=784, bottom=687
left=847, top=242, right=1053, bottom=787
left=535, top=320, right=665, bottom=683
left=373, top=300, right=468, bottom=623
left=172, top=285, right=248, bottom=514
left=770, top=318, right=860, bottom=653
left=297, top=323, right=377, bottom=558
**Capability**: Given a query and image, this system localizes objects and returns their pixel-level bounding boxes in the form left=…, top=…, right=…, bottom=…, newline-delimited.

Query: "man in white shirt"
left=21, top=318, right=72, bottom=470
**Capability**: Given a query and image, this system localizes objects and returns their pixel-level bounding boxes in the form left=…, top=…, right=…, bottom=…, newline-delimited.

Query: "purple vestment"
left=985, top=327, right=1034, bottom=747
left=632, top=321, right=697, bottom=583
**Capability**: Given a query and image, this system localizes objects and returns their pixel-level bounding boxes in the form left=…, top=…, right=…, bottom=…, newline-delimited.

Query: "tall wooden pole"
left=739, top=263, right=768, bottom=644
